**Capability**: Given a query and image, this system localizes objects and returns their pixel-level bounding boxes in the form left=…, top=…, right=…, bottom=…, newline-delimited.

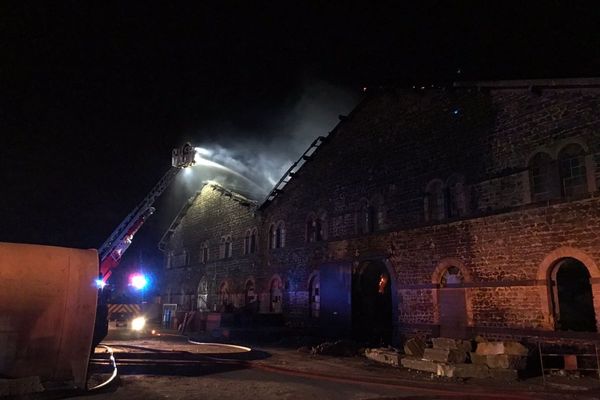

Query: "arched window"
left=357, top=199, right=372, bottom=234
left=245, top=279, right=256, bottom=309
left=424, top=180, right=445, bottom=221
left=243, top=229, right=251, bottom=255
left=225, top=235, right=232, bottom=258
left=529, top=152, right=555, bottom=202
left=269, top=276, right=283, bottom=313
left=306, top=215, right=315, bottom=242
left=315, top=215, right=324, bottom=241
left=307, top=213, right=326, bottom=242
left=437, top=266, right=467, bottom=338
left=200, top=241, right=209, bottom=263
left=220, top=235, right=233, bottom=259
left=218, top=281, right=230, bottom=311
left=197, top=277, right=208, bottom=311
left=370, top=195, right=385, bottom=231
left=250, top=228, right=258, bottom=254
left=558, top=144, right=588, bottom=197
left=275, top=221, right=285, bottom=248
left=269, top=224, right=276, bottom=249
left=446, top=175, right=466, bottom=218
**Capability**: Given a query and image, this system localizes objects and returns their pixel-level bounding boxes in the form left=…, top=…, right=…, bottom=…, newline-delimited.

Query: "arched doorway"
left=269, top=276, right=283, bottom=313
left=197, top=277, right=208, bottom=311
left=218, top=281, right=232, bottom=312
left=437, top=266, right=467, bottom=338
left=308, top=273, right=320, bottom=319
left=550, top=258, right=597, bottom=332
left=245, top=279, right=257, bottom=312
left=352, top=260, right=392, bottom=345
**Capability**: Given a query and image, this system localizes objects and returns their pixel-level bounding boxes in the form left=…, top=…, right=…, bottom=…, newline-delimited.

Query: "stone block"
left=401, top=357, right=441, bottom=374
left=423, top=348, right=467, bottom=363
left=469, top=352, right=487, bottom=365
left=403, top=337, right=426, bottom=358
left=439, top=363, right=490, bottom=379
left=432, top=337, right=472, bottom=352
left=476, top=341, right=528, bottom=356
left=365, top=348, right=400, bottom=367
left=485, top=354, right=527, bottom=370
left=488, top=368, right=519, bottom=381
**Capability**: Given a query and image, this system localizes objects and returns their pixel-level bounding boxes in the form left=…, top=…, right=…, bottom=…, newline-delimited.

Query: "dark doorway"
left=308, top=274, right=320, bottom=319
left=438, top=266, right=467, bottom=338
left=551, top=258, right=597, bottom=332
left=320, top=263, right=352, bottom=337
left=352, top=261, right=393, bottom=345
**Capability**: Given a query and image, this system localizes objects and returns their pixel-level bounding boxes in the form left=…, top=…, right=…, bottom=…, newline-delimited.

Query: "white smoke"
left=186, top=81, right=359, bottom=200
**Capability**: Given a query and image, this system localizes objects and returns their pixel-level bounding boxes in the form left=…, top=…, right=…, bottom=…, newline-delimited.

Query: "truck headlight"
left=131, top=316, right=146, bottom=331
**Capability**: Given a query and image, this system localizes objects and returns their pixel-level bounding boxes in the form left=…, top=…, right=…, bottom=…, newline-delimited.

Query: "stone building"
left=160, top=78, right=600, bottom=344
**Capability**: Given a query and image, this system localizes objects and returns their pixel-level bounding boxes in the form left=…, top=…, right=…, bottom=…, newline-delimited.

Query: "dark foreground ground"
left=71, top=326, right=600, bottom=400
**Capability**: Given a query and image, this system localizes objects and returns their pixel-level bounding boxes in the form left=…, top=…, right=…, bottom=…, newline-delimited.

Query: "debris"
left=403, top=337, right=426, bottom=358
left=432, top=337, right=472, bottom=353
left=485, top=354, right=527, bottom=370
left=423, top=348, right=467, bottom=364
left=311, top=340, right=359, bottom=357
left=365, top=348, right=401, bottom=367
left=401, top=357, right=440, bottom=374
left=475, top=341, right=529, bottom=356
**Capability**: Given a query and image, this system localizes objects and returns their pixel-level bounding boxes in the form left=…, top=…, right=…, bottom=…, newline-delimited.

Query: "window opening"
left=558, top=144, right=588, bottom=197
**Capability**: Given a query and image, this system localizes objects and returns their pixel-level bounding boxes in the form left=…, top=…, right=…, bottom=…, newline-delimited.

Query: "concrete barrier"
left=0, top=242, right=98, bottom=390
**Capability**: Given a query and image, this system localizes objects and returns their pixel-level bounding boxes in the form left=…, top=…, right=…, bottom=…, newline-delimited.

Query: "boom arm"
left=98, top=143, right=195, bottom=282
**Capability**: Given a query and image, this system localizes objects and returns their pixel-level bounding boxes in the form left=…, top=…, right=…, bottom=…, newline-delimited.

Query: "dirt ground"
left=66, top=330, right=600, bottom=400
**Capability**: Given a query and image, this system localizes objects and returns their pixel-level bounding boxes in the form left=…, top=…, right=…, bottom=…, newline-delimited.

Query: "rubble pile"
left=364, top=347, right=401, bottom=367
left=400, top=337, right=529, bottom=380
left=310, top=340, right=360, bottom=357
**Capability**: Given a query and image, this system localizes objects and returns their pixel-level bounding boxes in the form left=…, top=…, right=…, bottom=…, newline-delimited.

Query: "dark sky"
left=2, top=2, right=599, bottom=281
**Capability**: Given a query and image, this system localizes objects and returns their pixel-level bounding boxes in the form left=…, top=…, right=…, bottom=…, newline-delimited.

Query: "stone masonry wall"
left=163, top=82, right=600, bottom=340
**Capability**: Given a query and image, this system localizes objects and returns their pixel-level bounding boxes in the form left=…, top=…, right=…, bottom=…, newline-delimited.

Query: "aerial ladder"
left=92, top=143, right=196, bottom=346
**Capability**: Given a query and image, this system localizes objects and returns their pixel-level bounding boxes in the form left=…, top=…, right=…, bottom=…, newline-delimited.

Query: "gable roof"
left=158, top=181, right=257, bottom=252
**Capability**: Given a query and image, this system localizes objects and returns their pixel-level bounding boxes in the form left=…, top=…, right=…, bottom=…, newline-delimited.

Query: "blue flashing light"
left=452, top=109, right=460, bottom=115
left=95, top=279, right=107, bottom=289
left=130, top=273, right=148, bottom=290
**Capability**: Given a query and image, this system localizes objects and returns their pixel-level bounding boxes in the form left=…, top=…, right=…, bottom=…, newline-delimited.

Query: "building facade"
left=161, top=78, right=600, bottom=344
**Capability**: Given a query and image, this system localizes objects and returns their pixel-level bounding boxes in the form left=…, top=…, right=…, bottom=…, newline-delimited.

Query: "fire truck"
left=92, top=143, right=196, bottom=346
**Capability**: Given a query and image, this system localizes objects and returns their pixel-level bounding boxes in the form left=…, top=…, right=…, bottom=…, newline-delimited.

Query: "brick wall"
left=163, top=81, right=600, bottom=341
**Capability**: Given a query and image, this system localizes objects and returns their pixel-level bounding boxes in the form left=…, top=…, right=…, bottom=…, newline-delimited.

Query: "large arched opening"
left=269, top=276, right=283, bottom=313
left=352, top=260, right=393, bottom=345
left=550, top=258, right=597, bottom=332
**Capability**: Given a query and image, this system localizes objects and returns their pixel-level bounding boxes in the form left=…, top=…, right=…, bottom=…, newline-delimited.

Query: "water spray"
left=192, top=147, right=267, bottom=192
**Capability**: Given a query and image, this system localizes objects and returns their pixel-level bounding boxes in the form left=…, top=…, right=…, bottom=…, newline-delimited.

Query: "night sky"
left=2, top=2, right=599, bottom=283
